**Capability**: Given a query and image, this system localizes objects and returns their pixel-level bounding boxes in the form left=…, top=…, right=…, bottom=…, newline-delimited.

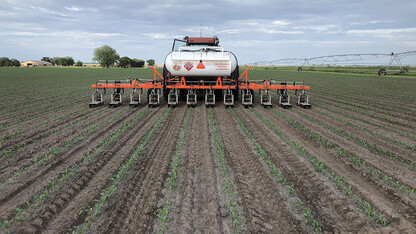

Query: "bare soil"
left=1, top=95, right=416, bottom=233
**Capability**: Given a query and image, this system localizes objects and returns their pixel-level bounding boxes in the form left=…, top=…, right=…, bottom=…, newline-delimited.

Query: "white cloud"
left=295, top=24, right=341, bottom=33
left=88, top=32, right=122, bottom=37
left=265, top=30, right=303, bottom=34
left=64, top=6, right=98, bottom=13
left=219, top=29, right=244, bottom=34
left=350, top=20, right=395, bottom=26
left=143, top=33, right=182, bottom=39
left=29, top=6, right=69, bottom=17
left=272, top=20, right=290, bottom=26
left=65, top=6, right=81, bottom=11
left=346, top=28, right=416, bottom=38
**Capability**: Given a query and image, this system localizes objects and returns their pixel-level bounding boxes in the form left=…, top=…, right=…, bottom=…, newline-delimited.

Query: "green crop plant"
left=0, top=220, right=9, bottom=233
left=72, top=108, right=171, bottom=233
left=274, top=107, right=415, bottom=200
left=209, top=108, right=243, bottom=233
left=26, top=201, right=31, bottom=214
left=229, top=108, right=322, bottom=232
left=251, top=107, right=391, bottom=226
left=156, top=107, right=192, bottom=232
left=289, top=107, right=415, bottom=170
left=16, top=208, right=23, bottom=221
left=48, top=179, right=56, bottom=191
left=287, top=185, right=294, bottom=197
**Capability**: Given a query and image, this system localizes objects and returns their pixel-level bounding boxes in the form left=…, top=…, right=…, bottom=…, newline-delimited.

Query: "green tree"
left=65, top=56, right=75, bottom=66
left=93, top=45, right=120, bottom=68
left=131, top=59, right=145, bottom=67
left=11, top=59, right=20, bottom=67
left=119, top=56, right=131, bottom=68
left=53, top=57, right=63, bottom=66
left=53, top=57, right=74, bottom=66
left=146, top=59, right=155, bottom=66
left=41, top=57, right=53, bottom=64
left=0, top=57, right=19, bottom=67
left=75, top=60, right=83, bottom=66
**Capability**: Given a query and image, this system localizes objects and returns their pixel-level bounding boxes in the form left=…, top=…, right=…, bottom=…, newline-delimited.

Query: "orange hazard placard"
left=197, top=60, right=205, bottom=69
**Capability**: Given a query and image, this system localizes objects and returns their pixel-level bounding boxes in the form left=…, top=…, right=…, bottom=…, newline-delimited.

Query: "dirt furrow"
left=237, top=105, right=368, bottom=232
left=0, top=107, right=115, bottom=175
left=21, top=106, right=165, bottom=233
left=261, top=105, right=416, bottom=232
left=312, top=95, right=416, bottom=136
left=163, top=105, right=232, bottom=233
left=312, top=90, right=416, bottom=117
left=310, top=104, right=416, bottom=149
left=94, top=105, right=186, bottom=233
left=0, top=94, right=88, bottom=131
left=0, top=105, right=96, bottom=153
left=0, top=106, right=147, bottom=220
left=280, top=107, right=416, bottom=188
left=292, top=106, right=416, bottom=160
left=213, top=106, right=301, bottom=233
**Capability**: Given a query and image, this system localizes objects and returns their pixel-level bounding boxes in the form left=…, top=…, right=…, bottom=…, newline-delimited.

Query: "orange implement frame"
left=91, top=66, right=310, bottom=91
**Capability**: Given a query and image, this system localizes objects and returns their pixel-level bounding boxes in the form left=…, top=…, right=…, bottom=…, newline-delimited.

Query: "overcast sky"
left=1, top=0, right=416, bottom=65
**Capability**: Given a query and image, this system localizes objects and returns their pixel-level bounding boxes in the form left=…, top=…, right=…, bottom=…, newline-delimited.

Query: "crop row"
left=230, top=108, right=322, bottom=232
left=0, top=108, right=131, bottom=187
left=156, top=107, right=192, bottom=233
left=71, top=108, right=171, bottom=233
left=3, top=92, right=87, bottom=128
left=314, top=97, right=415, bottom=130
left=209, top=108, right=244, bottom=233
left=313, top=103, right=416, bottom=143
left=0, top=106, right=89, bottom=148
left=293, top=110, right=415, bottom=170
left=0, top=108, right=151, bottom=233
left=268, top=108, right=415, bottom=200
left=250, top=107, right=388, bottom=226
left=309, top=108, right=415, bottom=152
left=312, top=90, right=415, bottom=117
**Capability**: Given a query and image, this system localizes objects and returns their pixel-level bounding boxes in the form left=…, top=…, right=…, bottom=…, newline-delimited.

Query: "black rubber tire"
left=163, top=86, right=169, bottom=101
left=233, top=86, right=239, bottom=101
left=310, top=67, right=315, bottom=71
left=147, top=89, right=151, bottom=103
left=250, top=89, right=254, bottom=102
left=298, top=67, right=302, bottom=72
left=403, top=68, right=409, bottom=73
left=378, top=69, right=386, bottom=76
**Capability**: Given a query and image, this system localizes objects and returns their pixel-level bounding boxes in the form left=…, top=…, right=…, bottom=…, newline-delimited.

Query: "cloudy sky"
left=1, top=0, right=416, bottom=65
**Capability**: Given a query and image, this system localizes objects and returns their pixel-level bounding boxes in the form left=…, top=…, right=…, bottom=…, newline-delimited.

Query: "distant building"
left=21, top=60, right=53, bottom=67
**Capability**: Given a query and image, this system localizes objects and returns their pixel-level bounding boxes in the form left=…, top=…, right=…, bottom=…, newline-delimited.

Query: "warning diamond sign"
left=184, top=61, right=193, bottom=71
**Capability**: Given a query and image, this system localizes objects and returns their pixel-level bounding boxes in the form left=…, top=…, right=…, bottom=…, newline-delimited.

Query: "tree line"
left=1, top=45, right=154, bottom=68
left=0, top=57, right=21, bottom=67
left=93, top=45, right=155, bottom=68
left=41, top=57, right=80, bottom=66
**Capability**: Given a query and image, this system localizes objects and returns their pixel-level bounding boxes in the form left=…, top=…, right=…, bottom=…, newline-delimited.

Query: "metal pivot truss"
left=89, top=66, right=311, bottom=108
left=250, top=50, right=416, bottom=76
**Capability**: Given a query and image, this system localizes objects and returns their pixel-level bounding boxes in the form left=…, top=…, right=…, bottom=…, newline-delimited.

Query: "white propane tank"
left=165, top=46, right=238, bottom=77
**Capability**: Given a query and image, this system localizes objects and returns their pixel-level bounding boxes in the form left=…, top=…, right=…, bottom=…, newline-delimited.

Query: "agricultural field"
left=0, top=67, right=415, bottom=233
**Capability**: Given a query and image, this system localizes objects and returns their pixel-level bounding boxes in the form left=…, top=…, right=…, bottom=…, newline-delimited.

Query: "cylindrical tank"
left=164, top=47, right=238, bottom=77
